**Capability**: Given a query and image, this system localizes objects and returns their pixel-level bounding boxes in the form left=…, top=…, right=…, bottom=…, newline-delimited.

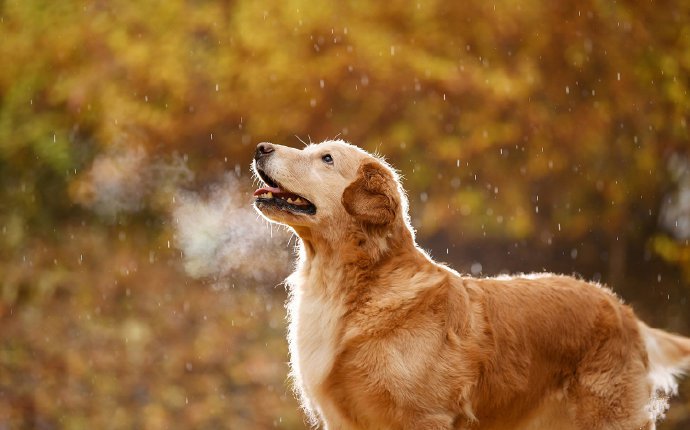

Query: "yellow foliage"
left=2, top=0, right=690, bottom=428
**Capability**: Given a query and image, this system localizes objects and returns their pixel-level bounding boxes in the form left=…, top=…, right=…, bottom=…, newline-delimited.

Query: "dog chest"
left=291, top=289, right=344, bottom=396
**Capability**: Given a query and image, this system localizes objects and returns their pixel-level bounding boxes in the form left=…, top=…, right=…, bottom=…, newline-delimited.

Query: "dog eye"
left=322, top=154, right=334, bottom=165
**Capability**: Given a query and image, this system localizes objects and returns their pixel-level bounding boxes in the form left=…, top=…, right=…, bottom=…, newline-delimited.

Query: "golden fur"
left=252, top=140, right=690, bottom=430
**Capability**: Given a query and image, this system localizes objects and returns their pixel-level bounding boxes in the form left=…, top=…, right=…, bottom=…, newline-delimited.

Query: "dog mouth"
left=253, top=168, right=317, bottom=215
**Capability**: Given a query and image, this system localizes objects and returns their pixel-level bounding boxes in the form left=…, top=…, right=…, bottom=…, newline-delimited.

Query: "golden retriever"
left=252, top=139, right=690, bottom=430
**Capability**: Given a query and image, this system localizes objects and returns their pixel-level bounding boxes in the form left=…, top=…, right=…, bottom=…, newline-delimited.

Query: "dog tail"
left=639, top=321, right=690, bottom=394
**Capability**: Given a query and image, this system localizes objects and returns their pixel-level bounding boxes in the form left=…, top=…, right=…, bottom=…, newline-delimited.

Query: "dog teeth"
left=258, top=192, right=308, bottom=206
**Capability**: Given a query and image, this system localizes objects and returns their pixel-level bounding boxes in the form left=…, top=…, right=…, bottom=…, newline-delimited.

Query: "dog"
left=252, top=139, right=690, bottom=430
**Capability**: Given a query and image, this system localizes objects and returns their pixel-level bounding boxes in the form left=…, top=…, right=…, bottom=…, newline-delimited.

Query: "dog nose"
left=255, top=142, right=275, bottom=160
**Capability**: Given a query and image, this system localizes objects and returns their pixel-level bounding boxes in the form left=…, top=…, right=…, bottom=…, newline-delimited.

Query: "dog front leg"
left=402, top=413, right=455, bottom=430
left=320, top=418, right=356, bottom=430
left=317, top=403, right=361, bottom=430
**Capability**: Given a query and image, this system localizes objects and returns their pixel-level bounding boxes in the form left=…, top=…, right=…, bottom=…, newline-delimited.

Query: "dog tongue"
left=253, top=185, right=282, bottom=196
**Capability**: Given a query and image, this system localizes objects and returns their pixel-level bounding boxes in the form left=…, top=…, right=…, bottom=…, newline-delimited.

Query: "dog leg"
left=402, top=413, right=454, bottom=430
left=567, top=368, right=654, bottom=430
left=317, top=402, right=362, bottom=430
left=321, top=417, right=358, bottom=430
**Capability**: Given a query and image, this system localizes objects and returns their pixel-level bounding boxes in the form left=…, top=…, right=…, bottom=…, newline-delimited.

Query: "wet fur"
left=253, top=140, right=690, bottom=430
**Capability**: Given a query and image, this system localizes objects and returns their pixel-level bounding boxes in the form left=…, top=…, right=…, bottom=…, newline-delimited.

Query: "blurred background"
left=1, top=0, right=689, bottom=428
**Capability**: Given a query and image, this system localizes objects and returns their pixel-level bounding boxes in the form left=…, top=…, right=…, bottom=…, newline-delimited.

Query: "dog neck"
left=291, top=218, right=416, bottom=297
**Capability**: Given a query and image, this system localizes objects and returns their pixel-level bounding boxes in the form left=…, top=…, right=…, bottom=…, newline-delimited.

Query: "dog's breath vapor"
left=172, top=175, right=291, bottom=283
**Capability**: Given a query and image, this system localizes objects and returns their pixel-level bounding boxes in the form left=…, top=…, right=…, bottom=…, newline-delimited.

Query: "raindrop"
left=470, top=262, right=483, bottom=275
left=565, top=86, right=570, bottom=94
left=215, top=83, right=220, bottom=91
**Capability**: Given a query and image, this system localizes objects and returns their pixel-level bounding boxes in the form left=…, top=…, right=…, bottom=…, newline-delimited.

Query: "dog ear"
left=342, top=161, right=398, bottom=225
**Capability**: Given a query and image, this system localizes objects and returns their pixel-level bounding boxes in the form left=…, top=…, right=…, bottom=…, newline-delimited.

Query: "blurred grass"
left=0, top=225, right=301, bottom=429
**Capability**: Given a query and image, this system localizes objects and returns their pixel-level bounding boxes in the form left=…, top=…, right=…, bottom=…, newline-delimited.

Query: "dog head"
left=252, top=140, right=408, bottom=237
